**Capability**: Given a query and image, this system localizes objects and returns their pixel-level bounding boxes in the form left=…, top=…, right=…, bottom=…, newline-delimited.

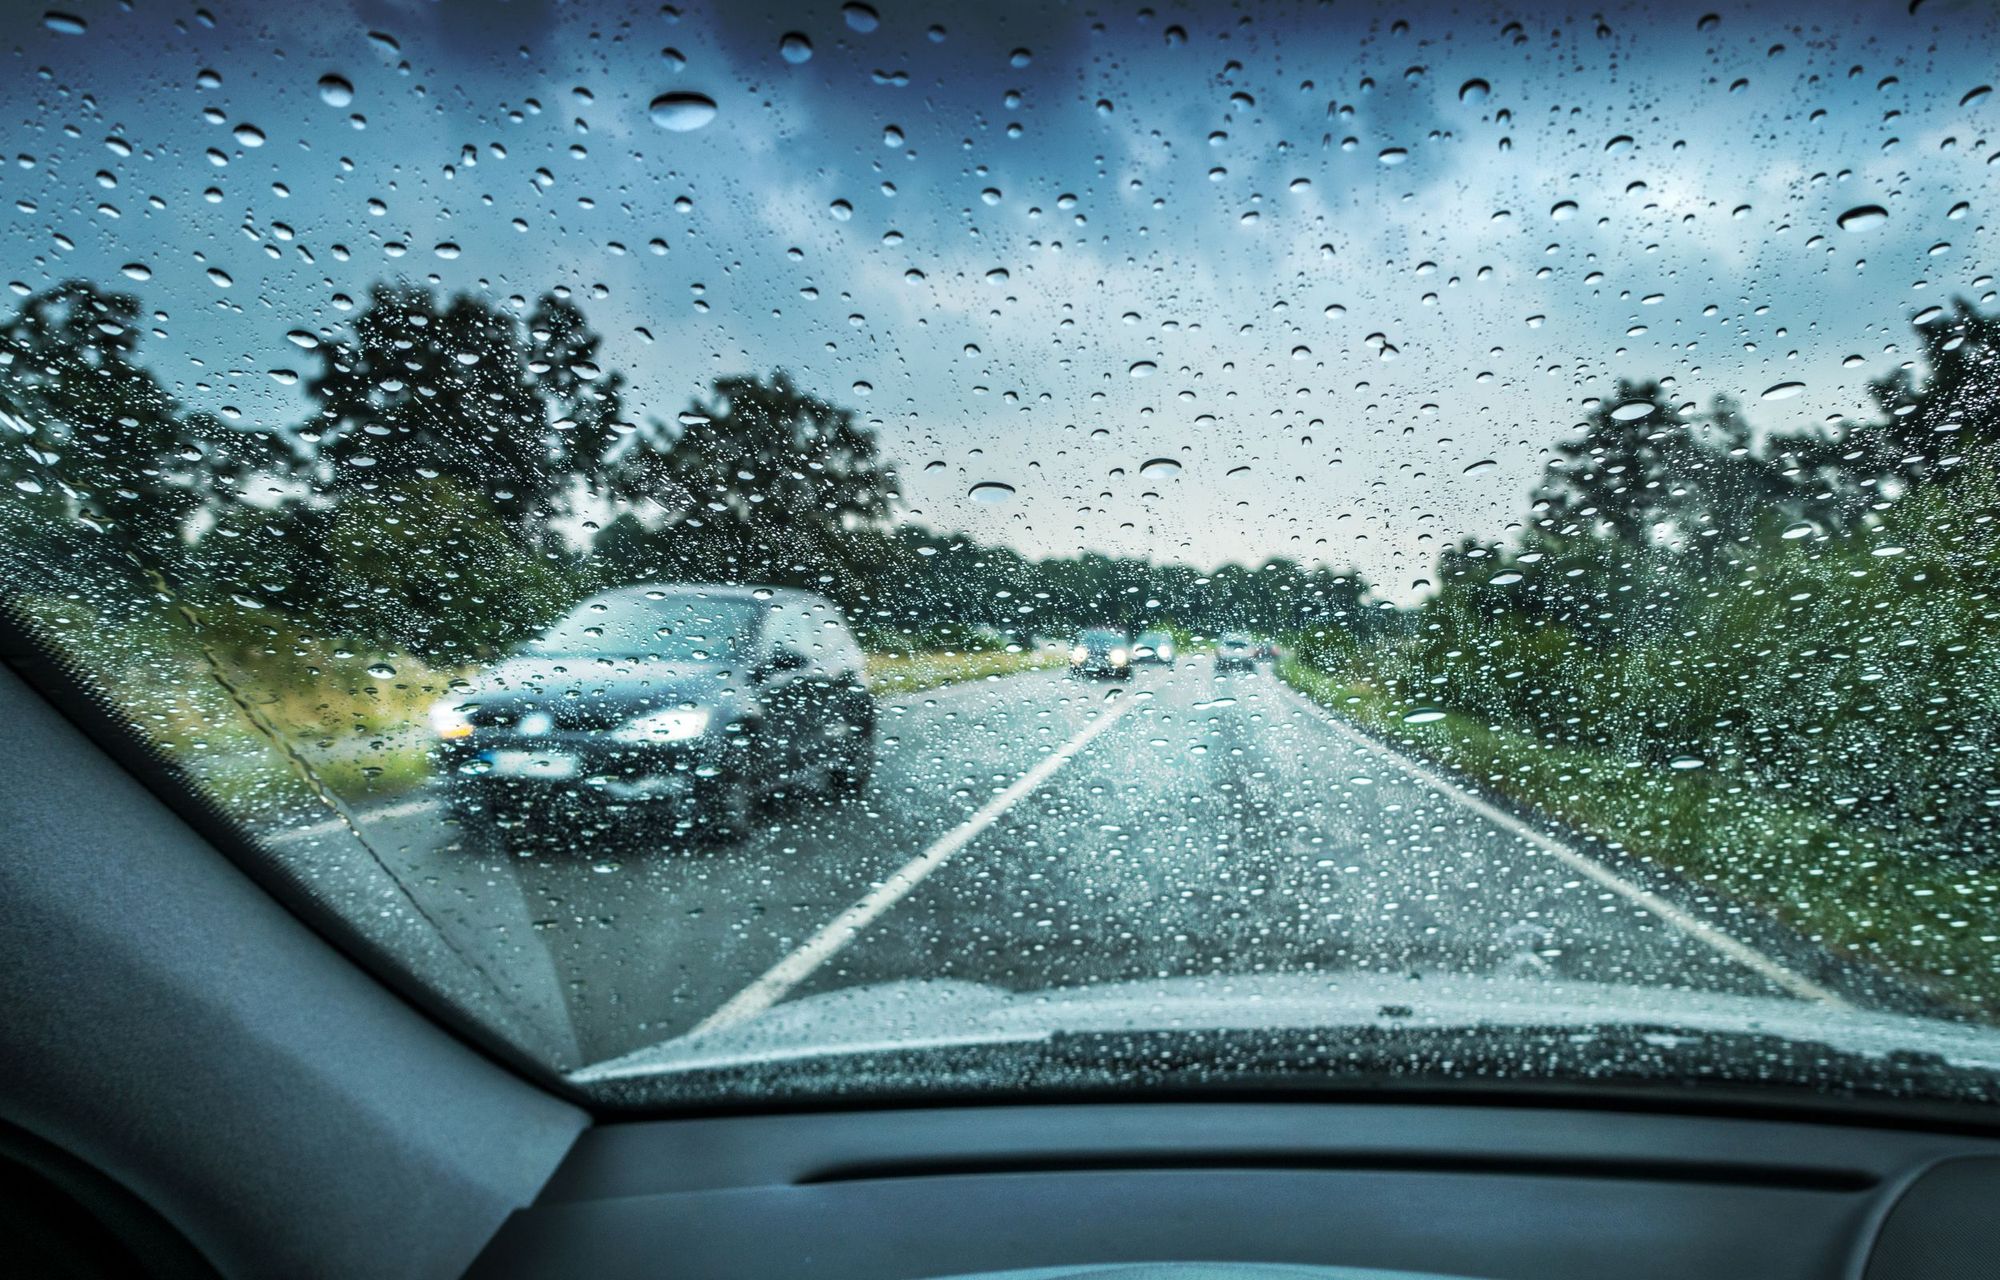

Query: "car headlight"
left=1159, top=645, right=1174, bottom=660
left=1070, top=645, right=1089, bottom=663
left=428, top=700, right=475, bottom=740
left=1109, top=648, right=1129, bottom=665
left=612, top=707, right=712, bottom=743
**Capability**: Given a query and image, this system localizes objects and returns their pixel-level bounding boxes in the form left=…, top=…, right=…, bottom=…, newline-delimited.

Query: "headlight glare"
left=429, top=701, right=475, bottom=740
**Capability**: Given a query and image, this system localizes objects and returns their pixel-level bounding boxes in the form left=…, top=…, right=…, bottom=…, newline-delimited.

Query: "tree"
left=600, top=371, right=900, bottom=589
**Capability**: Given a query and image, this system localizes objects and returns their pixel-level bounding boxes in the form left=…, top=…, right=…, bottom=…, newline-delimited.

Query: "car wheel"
left=831, top=725, right=874, bottom=795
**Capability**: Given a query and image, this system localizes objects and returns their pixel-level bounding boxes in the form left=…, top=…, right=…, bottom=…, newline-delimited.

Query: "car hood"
left=572, top=971, right=2000, bottom=1084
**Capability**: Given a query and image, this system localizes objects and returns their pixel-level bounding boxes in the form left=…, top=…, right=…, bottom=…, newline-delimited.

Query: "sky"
left=4, top=0, right=1996, bottom=599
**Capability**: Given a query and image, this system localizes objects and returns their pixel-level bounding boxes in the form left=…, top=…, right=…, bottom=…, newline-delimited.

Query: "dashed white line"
left=689, top=693, right=1137, bottom=1037
left=1280, top=684, right=1848, bottom=1007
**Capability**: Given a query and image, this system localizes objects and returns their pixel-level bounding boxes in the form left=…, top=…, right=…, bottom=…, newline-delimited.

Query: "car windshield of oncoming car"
left=2, top=0, right=1999, bottom=1112
left=526, top=595, right=757, bottom=663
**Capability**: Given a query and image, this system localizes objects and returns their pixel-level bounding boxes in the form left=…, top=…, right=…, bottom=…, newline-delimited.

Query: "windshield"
left=4, top=0, right=1999, bottom=1113
left=525, top=593, right=755, bottom=662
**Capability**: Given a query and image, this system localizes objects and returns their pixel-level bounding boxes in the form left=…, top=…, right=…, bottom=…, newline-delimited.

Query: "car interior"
left=4, top=0, right=2000, bottom=1277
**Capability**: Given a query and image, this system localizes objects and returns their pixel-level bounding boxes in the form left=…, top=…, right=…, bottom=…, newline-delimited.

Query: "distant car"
left=1253, top=638, right=1279, bottom=662
left=432, top=584, right=874, bottom=840
left=1132, top=629, right=1176, bottom=665
left=1215, top=632, right=1256, bottom=673
left=1069, top=628, right=1133, bottom=679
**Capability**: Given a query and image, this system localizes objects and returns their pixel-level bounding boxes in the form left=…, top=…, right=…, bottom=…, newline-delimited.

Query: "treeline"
left=1297, top=301, right=2000, bottom=854
left=0, top=280, right=1376, bottom=669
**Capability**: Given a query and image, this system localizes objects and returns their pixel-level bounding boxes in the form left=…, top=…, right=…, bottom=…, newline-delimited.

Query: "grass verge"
left=1280, top=659, right=2000, bottom=1019
left=865, top=647, right=1065, bottom=695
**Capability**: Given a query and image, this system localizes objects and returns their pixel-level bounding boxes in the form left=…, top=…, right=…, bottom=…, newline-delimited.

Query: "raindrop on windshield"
left=1458, top=78, right=1490, bottom=103
left=780, top=33, right=813, bottom=64
left=648, top=92, right=718, bottom=132
left=1128, top=361, right=1158, bottom=378
left=1761, top=381, right=1805, bottom=400
left=1610, top=400, right=1654, bottom=421
left=1837, top=204, right=1888, bottom=231
left=1139, top=458, right=1183, bottom=478
left=43, top=11, right=86, bottom=35
left=968, top=481, right=1016, bottom=503
left=317, top=75, right=354, bottom=107
left=842, top=3, right=879, bottom=33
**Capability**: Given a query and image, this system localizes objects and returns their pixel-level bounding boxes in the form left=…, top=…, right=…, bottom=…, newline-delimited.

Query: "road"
left=286, top=662, right=1846, bottom=1068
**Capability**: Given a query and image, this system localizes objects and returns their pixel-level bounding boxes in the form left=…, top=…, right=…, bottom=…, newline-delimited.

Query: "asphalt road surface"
left=292, top=661, right=1850, bottom=1068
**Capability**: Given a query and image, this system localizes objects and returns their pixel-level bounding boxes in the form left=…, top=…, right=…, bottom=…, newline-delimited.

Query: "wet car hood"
left=572, top=971, right=2000, bottom=1086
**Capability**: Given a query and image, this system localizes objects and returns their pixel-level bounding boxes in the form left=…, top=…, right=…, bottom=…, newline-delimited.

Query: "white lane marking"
left=1279, top=685, right=1849, bottom=1008
left=263, top=797, right=438, bottom=843
left=690, top=694, right=1137, bottom=1037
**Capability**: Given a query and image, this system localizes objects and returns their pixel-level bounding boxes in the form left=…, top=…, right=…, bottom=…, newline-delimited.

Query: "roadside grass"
left=865, top=646, right=1065, bottom=695
left=1280, top=659, right=2000, bottom=1019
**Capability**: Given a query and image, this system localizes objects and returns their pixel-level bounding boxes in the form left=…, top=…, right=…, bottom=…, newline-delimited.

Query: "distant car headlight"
left=1109, top=648, right=1129, bottom=665
left=1159, top=644, right=1174, bottom=660
left=1070, top=645, right=1089, bottom=663
left=612, top=707, right=712, bottom=743
left=428, top=700, right=475, bottom=740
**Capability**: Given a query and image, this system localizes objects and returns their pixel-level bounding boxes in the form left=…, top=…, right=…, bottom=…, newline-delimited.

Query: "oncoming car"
left=1215, top=632, right=1257, bottom=673
left=431, top=585, right=873, bottom=839
left=1132, top=628, right=1176, bottom=665
left=1069, top=628, right=1132, bottom=679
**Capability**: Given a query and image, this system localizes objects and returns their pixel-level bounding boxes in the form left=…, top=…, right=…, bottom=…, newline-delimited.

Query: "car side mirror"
left=765, top=648, right=807, bottom=674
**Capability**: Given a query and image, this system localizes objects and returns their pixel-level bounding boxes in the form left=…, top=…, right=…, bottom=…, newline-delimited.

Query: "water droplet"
left=434, top=242, right=460, bottom=260
left=829, top=199, right=853, bottom=220
left=1668, top=756, right=1706, bottom=771
left=882, top=124, right=905, bottom=147
left=984, top=268, right=1010, bottom=285
left=1462, top=459, right=1498, bottom=475
left=851, top=380, right=872, bottom=396
left=1760, top=381, right=1805, bottom=400
left=43, top=11, right=86, bottom=35
left=1403, top=708, right=1447, bottom=725
left=317, top=74, right=355, bottom=107
left=1781, top=521, right=1817, bottom=541
left=1837, top=204, right=1888, bottom=231
left=1610, top=400, right=1654, bottom=421
left=1128, top=360, right=1157, bottom=378
left=842, top=3, right=879, bottom=34
left=1550, top=200, right=1578, bottom=220
left=780, top=32, right=813, bottom=64
left=648, top=92, right=718, bottom=132
left=968, top=481, right=1015, bottom=503
left=207, top=268, right=234, bottom=288
left=1489, top=571, right=1524, bottom=586
left=119, top=263, right=151, bottom=281
left=1913, top=305, right=1946, bottom=325
left=1458, top=78, right=1490, bottom=103
left=365, top=663, right=397, bottom=679
left=1377, top=147, right=1408, bottom=165
left=1139, top=457, right=1182, bottom=478
left=1962, top=85, right=1992, bottom=108
left=233, top=123, right=266, bottom=147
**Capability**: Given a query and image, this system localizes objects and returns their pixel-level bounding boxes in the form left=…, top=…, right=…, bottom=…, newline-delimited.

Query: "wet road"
left=306, top=662, right=1832, bottom=1067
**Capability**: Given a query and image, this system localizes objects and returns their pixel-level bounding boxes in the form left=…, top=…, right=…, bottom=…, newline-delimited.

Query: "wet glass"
left=2, top=0, right=1997, bottom=1110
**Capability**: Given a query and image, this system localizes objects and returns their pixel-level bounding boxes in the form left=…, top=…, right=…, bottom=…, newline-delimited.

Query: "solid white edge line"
left=264, top=796, right=439, bottom=842
left=688, top=693, right=1137, bottom=1037
left=1278, top=684, right=1850, bottom=1008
